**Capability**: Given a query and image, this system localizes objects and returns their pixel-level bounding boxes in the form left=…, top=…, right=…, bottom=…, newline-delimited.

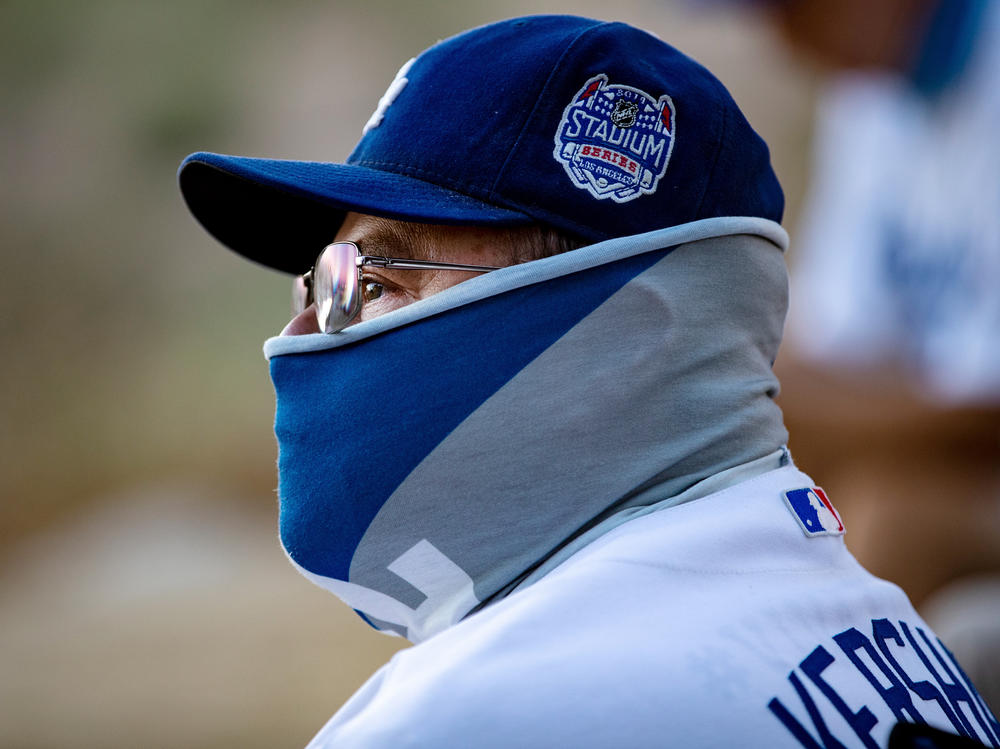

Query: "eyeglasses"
left=292, top=241, right=501, bottom=333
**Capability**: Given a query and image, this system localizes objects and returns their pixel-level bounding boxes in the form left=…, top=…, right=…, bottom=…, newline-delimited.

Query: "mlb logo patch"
left=783, top=487, right=844, bottom=537
left=553, top=74, right=675, bottom=203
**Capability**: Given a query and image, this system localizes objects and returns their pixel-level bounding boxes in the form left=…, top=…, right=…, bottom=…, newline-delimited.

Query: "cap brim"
left=178, top=152, right=535, bottom=274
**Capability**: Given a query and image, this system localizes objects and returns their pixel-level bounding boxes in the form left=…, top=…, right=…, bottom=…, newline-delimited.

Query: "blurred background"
left=1, top=0, right=996, bottom=747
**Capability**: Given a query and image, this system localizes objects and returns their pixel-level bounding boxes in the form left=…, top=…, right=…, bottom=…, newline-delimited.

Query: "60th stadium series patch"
left=554, top=74, right=675, bottom=203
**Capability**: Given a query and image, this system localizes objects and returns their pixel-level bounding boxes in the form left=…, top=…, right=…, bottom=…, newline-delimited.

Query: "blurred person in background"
left=764, top=0, right=1000, bottom=710
left=179, top=14, right=997, bottom=748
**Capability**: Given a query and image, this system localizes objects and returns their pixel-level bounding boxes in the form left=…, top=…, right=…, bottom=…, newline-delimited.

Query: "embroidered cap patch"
left=554, top=74, right=676, bottom=203
left=783, top=487, right=845, bottom=537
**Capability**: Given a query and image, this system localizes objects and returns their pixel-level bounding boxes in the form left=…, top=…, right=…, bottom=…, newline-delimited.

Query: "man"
left=178, top=15, right=998, bottom=748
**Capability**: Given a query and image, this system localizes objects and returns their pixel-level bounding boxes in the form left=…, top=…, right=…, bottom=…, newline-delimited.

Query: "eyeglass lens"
left=314, top=242, right=362, bottom=333
left=289, top=243, right=361, bottom=333
left=291, top=275, right=310, bottom=316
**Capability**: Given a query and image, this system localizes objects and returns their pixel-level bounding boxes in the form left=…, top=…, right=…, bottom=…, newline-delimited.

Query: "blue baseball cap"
left=179, top=14, right=783, bottom=274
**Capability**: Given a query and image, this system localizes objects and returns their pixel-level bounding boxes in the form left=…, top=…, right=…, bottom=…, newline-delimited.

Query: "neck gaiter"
left=266, top=217, right=789, bottom=642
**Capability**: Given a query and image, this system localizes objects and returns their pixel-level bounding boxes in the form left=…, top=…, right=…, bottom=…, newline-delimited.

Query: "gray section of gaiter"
left=347, top=233, right=788, bottom=608
left=362, top=613, right=408, bottom=639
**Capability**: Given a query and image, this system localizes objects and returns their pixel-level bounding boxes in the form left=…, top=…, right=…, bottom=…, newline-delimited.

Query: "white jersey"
left=305, top=464, right=999, bottom=748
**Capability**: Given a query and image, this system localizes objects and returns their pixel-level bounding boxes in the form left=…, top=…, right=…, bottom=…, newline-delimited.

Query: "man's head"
left=177, top=15, right=792, bottom=642
left=179, top=15, right=782, bottom=298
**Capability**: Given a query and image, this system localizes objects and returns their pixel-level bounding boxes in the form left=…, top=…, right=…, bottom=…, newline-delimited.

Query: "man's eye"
left=362, top=280, right=385, bottom=302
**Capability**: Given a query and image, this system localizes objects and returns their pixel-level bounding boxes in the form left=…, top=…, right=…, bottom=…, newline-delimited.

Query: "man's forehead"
left=335, top=212, right=518, bottom=262
left=335, top=213, right=434, bottom=259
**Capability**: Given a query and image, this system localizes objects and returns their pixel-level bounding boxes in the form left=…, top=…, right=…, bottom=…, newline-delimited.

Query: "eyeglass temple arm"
left=357, top=255, right=500, bottom=273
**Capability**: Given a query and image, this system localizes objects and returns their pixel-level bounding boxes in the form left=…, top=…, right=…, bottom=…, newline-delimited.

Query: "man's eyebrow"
left=351, top=218, right=430, bottom=260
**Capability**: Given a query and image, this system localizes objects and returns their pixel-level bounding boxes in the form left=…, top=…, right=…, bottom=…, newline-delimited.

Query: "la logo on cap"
left=363, top=57, right=416, bottom=135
